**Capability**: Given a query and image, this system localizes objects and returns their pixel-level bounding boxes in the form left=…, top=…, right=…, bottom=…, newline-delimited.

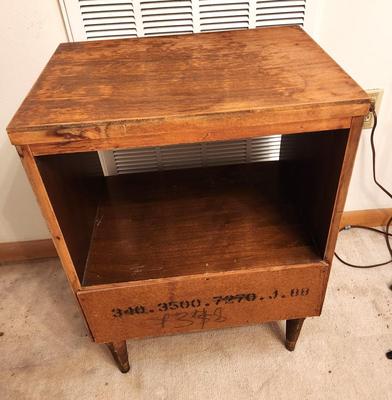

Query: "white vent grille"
left=79, top=0, right=138, bottom=40
left=110, top=136, right=280, bottom=175
left=61, top=0, right=306, bottom=175
left=141, top=0, right=194, bottom=36
left=63, top=0, right=306, bottom=39
left=255, top=0, right=305, bottom=28
left=199, top=0, right=250, bottom=32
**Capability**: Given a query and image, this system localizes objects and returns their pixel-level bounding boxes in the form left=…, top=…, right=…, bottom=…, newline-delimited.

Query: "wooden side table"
left=7, top=27, right=369, bottom=373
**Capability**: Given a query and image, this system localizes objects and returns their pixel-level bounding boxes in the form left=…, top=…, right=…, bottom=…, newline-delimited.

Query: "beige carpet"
left=0, top=228, right=391, bottom=399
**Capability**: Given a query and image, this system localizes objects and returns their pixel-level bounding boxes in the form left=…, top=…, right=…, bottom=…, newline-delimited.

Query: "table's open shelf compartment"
left=35, top=129, right=349, bottom=289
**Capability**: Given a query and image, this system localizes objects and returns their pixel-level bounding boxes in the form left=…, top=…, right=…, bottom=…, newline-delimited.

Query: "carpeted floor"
left=0, top=228, right=391, bottom=400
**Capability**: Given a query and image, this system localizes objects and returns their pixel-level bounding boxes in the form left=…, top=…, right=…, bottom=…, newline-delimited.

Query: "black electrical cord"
left=334, top=107, right=392, bottom=268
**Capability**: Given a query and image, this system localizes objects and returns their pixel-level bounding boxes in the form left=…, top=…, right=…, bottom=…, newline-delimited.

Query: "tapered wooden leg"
left=106, top=340, right=130, bottom=373
left=285, top=318, right=305, bottom=351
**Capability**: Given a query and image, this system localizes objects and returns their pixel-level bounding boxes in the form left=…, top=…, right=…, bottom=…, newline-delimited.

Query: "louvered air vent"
left=64, top=0, right=307, bottom=40
left=141, top=0, right=194, bottom=36
left=255, top=1, right=305, bottom=28
left=109, top=136, right=281, bottom=175
left=199, top=0, right=250, bottom=32
left=61, top=0, right=307, bottom=175
left=79, top=0, right=138, bottom=40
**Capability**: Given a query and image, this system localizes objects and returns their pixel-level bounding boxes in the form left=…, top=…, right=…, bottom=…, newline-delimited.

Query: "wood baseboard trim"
left=0, top=239, right=57, bottom=264
left=340, top=208, right=392, bottom=228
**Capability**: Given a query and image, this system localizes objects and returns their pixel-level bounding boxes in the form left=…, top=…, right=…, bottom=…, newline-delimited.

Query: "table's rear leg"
left=285, top=318, right=305, bottom=351
left=106, top=340, right=130, bottom=373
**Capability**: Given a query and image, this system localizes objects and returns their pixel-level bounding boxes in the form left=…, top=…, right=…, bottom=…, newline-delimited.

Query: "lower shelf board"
left=82, top=163, right=322, bottom=286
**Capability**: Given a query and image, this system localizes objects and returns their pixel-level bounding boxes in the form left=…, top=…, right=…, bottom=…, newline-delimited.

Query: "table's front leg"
left=106, top=341, right=130, bottom=373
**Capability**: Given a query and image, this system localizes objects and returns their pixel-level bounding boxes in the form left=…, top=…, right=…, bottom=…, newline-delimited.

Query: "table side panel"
left=324, top=116, right=365, bottom=262
left=280, top=129, right=349, bottom=257
left=35, top=153, right=104, bottom=282
left=16, top=146, right=82, bottom=291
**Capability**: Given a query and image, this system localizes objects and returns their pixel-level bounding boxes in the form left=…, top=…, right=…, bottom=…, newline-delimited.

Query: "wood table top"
left=8, top=26, right=369, bottom=150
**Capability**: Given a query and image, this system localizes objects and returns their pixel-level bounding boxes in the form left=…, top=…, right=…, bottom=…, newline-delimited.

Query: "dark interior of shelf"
left=36, top=129, right=350, bottom=287
left=82, top=163, right=322, bottom=286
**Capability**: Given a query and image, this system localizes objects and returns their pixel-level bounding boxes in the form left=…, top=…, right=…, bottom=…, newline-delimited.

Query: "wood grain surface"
left=28, top=117, right=353, bottom=156
left=340, top=208, right=392, bottom=228
left=8, top=27, right=369, bottom=149
left=280, top=128, right=349, bottom=257
left=83, top=162, right=322, bottom=286
left=0, top=239, right=57, bottom=264
left=324, top=116, right=365, bottom=262
left=78, top=262, right=328, bottom=343
left=36, top=152, right=103, bottom=281
left=16, top=146, right=82, bottom=291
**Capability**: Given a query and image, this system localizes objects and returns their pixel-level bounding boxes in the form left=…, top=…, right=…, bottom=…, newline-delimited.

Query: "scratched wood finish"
left=28, top=117, right=353, bottom=156
left=78, top=262, right=328, bottom=343
left=83, top=162, right=321, bottom=286
left=8, top=27, right=369, bottom=151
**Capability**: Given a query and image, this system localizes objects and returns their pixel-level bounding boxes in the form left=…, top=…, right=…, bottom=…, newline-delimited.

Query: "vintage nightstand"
left=7, top=27, right=369, bottom=372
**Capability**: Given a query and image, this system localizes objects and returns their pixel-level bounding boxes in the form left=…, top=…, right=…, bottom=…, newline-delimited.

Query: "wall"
left=311, top=0, right=392, bottom=211
left=0, top=1, right=68, bottom=242
left=0, top=1, right=391, bottom=243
